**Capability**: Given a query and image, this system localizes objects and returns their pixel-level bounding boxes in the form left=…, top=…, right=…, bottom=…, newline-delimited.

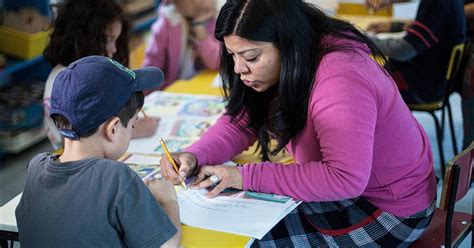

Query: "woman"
left=43, top=0, right=159, bottom=149
left=161, top=0, right=437, bottom=246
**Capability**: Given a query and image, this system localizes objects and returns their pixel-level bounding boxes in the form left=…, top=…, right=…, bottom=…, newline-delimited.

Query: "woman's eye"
left=246, top=57, right=257, bottom=62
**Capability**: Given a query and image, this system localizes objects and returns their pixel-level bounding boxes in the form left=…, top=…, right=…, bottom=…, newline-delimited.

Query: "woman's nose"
left=234, top=58, right=249, bottom=74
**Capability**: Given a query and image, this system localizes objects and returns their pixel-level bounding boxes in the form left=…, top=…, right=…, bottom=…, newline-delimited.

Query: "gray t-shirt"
left=16, top=153, right=177, bottom=247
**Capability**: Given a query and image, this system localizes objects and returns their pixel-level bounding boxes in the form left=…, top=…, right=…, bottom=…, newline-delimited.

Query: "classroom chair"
left=407, top=43, right=465, bottom=176
left=410, top=142, right=473, bottom=248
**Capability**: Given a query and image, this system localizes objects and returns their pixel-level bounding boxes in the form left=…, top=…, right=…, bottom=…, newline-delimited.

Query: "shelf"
left=0, top=127, right=47, bottom=154
left=0, top=3, right=158, bottom=88
left=0, top=56, right=45, bottom=87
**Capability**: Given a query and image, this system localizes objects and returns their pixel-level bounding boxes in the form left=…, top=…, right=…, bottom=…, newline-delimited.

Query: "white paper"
left=177, top=189, right=301, bottom=239
left=123, top=154, right=161, bottom=165
left=211, top=74, right=223, bottom=88
left=375, top=31, right=406, bottom=40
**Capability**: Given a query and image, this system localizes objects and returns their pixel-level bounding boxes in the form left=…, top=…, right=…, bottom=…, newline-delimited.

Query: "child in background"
left=16, top=56, right=181, bottom=247
left=143, top=0, right=220, bottom=90
left=43, top=0, right=159, bottom=150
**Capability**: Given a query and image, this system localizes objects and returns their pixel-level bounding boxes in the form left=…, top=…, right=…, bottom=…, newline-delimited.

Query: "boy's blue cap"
left=50, top=55, right=163, bottom=140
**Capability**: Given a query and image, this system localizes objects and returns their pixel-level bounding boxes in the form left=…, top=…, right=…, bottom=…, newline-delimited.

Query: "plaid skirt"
left=251, top=197, right=436, bottom=248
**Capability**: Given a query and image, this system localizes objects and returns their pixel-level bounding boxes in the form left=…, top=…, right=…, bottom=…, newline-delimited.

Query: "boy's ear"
left=104, top=117, right=121, bottom=141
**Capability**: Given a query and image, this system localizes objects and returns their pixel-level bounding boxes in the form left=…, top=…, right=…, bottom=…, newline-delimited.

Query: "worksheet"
left=177, top=189, right=301, bottom=239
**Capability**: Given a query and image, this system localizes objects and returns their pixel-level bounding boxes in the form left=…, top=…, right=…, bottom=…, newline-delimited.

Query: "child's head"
left=50, top=56, right=163, bottom=159
left=173, top=0, right=215, bottom=19
left=44, top=0, right=130, bottom=67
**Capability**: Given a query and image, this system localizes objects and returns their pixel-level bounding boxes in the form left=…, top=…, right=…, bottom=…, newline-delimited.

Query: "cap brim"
left=133, top=66, right=164, bottom=91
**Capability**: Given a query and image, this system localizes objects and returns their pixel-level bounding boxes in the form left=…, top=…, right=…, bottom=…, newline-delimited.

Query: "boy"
left=15, top=56, right=181, bottom=247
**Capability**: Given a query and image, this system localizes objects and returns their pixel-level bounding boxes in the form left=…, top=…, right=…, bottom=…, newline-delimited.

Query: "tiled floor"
left=0, top=94, right=472, bottom=247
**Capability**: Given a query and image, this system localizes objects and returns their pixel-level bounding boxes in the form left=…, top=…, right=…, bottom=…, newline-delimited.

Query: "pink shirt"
left=185, top=37, right=437, bottom=217
left=143, top=4, right=220, bottom=91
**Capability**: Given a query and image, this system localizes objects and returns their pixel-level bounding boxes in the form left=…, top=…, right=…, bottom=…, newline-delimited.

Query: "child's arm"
left=143, top=17, right=169, bottom=71
left=193, top=19, right=220, bottom=70
left=145, top=179, right=182, bottom=248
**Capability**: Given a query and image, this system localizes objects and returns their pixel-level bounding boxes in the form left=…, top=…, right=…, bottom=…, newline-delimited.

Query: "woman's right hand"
left=160, top=152, right=198, bottom=185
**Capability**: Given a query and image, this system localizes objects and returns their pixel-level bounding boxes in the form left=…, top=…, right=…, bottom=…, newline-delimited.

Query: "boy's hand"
left=366, top=21, right=392, bottom=33
left=144, top=178, right=177, bottom=204
left=160, top=152, right=197, bottom=185
left=131, top=117, right=159, bottom=138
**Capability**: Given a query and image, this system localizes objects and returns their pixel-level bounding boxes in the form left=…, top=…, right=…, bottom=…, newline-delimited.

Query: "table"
left=0, top=194, right=20, bottom=247
left=338, top=14, right=392, bottom=31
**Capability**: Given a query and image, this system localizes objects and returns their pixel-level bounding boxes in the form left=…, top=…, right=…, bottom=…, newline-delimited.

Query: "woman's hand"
left=132, top=117, right=160, bottom=138
left=191, top=165, right=243, bottom=197
left=160, top=152, right=197, bottom=185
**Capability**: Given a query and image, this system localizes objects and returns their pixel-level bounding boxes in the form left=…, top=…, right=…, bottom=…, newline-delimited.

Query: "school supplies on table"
left=177, top=188, right=301, bottom=239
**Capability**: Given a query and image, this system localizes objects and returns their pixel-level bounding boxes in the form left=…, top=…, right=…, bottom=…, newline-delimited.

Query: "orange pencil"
left=159, top=138, right=187, bottom=189
left=140, top=109, right=148, bottom=118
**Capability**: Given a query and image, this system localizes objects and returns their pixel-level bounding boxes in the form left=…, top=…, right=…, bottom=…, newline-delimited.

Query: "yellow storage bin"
left=0, top=26, right=51, bottom=59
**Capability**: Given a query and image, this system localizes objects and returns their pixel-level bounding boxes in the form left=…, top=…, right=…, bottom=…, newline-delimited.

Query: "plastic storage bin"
left=0, top=26, right=51, bottom=59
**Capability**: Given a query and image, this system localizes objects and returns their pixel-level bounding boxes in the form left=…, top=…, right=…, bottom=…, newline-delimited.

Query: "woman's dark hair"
left=215, top=0, right=388, bottom=161
left=52, top=92, right=144, bottom=138
left=44, top=0, right=130, bottom=67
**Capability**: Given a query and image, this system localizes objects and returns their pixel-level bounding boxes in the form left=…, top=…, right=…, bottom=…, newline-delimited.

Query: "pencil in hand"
left=159, top=138, right=187, bottom=189
left=140, top=109, right=148, bottom=119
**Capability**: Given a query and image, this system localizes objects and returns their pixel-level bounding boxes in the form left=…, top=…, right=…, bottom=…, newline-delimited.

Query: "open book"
left=177, top=188, right=301, bottom=240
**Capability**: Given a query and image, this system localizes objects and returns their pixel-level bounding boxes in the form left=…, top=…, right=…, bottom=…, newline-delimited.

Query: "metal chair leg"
left=441, top=105, right=446, bottom=140
left=446, top=102, right=459, bottom=155
left=472, top=224, right=473, bottom=248
left=428, top=111, right=446, bottom=177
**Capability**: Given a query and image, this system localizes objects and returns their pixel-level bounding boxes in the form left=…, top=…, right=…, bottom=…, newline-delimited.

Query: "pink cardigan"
left=143, top=4, right=220, bottom=90
left=185, top=37, right=437, bottom=217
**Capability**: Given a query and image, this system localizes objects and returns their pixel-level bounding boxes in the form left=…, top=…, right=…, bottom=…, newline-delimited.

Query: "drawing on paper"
left=169, top=119, right=212, bottom=138
left=143, top=98, right=182, bottom=116
left=127, top=164, right=160, bottom=179
left=153, top=139, right=196, bottom=153
left=179, top=99, right=225, bottom=117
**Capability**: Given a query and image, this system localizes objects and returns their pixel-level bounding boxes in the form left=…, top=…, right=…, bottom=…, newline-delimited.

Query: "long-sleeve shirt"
left=185, top=36, right=437, bottom=217
left=379, top=0, right=466, bottom=102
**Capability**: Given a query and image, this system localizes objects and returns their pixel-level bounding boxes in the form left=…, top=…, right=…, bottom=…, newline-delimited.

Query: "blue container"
left=3, top=0, right=50, bottom=16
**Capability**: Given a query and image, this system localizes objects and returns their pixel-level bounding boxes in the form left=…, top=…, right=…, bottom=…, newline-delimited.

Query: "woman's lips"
left=243, top=80, right=255, bottom=87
